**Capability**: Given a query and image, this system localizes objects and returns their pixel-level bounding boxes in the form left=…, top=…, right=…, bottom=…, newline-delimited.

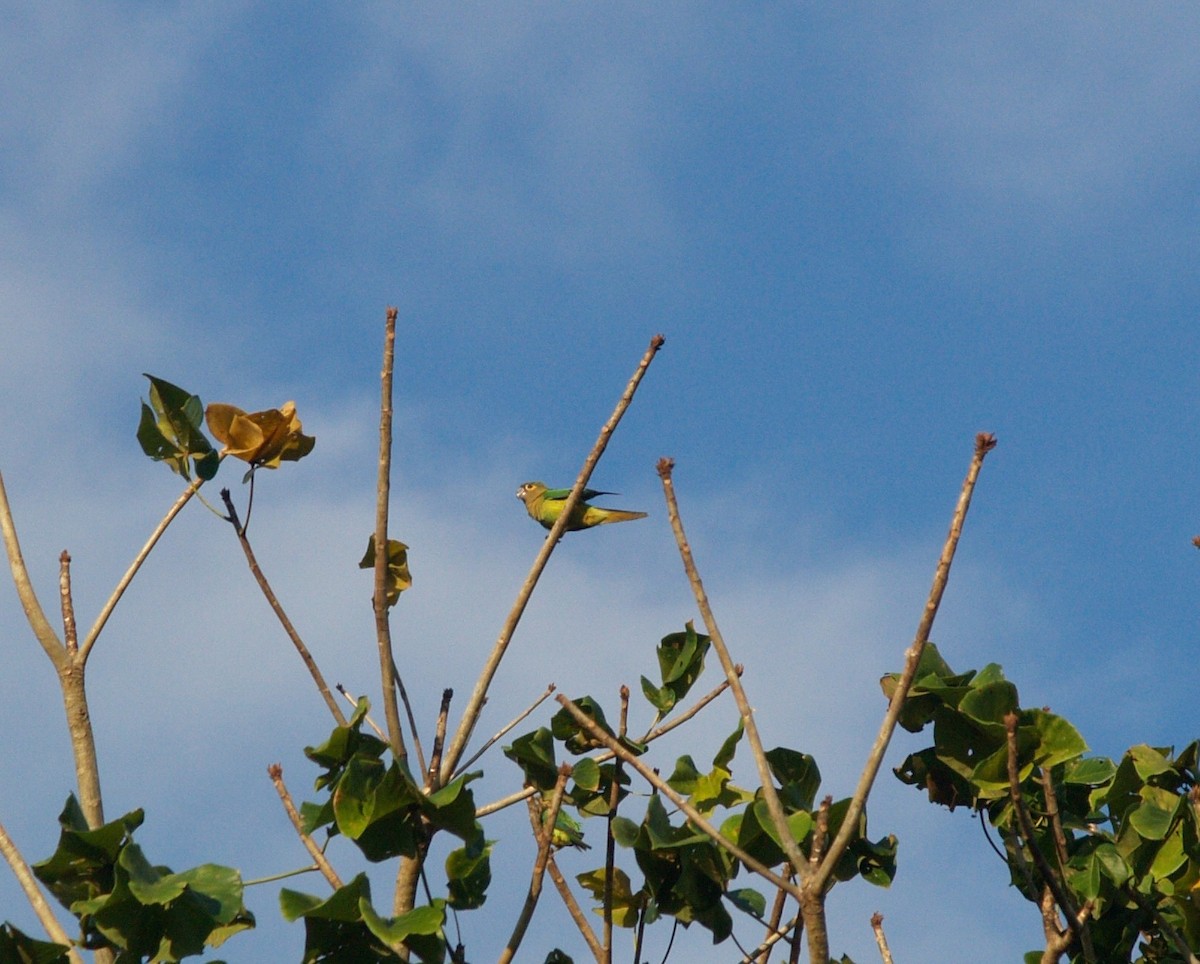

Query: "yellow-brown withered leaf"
left=205, top=401, right=316, bottom=468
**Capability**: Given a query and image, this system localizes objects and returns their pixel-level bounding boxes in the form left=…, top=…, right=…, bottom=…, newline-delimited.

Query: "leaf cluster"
left=280, top=701, right=488, bottom=962
left=891, top=644, right=1200, bottom=962
left=505, top=623, right=897, bottom=949
left=29, top=796, right=251, bottom=962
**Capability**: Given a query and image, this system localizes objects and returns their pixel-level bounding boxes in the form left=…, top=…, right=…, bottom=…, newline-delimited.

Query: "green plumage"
left=516, top=481, right=647, bottom=532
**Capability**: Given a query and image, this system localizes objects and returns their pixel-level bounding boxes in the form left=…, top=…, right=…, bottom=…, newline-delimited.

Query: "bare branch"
left=391, top=656, right=425, bottom=774
left=426, top=689, right=453, bottom=792
left=440, top=335, right=665, bottom=784
left=81, top=474, right=206, bottom=662
left=221, top=489, right=347, bottom=727
left=455, top=683, right=557, bottom=779
left=1004, top=713, right=1087, bottom=954
left=268, top=764, right=342, bottom=890
left=657, top=458, right=806, bottom=880
left=59, top=552, right=78, bottom=654
left=501, top=766, right=572, bottom=964
left=0, top=470, right=64, bottom=663
left=546, top=851, right=604, bottom=961
left=871, top=913, right=894, bottom=964
left=373, top=306, right=407, bottom=759
left=812, top=432, right=997, bottom=895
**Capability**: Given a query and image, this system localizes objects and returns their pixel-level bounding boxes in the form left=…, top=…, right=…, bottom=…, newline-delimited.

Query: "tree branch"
left=811, top=433, right=996, bottom=896
left=555, top=694, right=803, bottom=902
left=221, top=489, right=347, bottom=726
left=373, top=307, right=407, bottom=759
left=0, top=470, right=64, bottom=664
left=500, top=766, right=572, bottom=964
left=439, top=335, right=664, bottom=784
left=268, top=764, right=342, bottom=889
left=657, top=458, right=807, bottom=881
left=81, top=474, right=205, bottom=662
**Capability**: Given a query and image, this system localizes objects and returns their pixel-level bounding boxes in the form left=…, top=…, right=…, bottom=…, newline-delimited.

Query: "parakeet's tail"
left=584, top=508, right=648, bottom=526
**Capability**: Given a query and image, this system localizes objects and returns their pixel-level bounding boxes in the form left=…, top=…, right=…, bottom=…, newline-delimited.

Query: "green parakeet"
left=541, top=801, right=591, bottom=851
left=517, top=481, right=647, bottom=532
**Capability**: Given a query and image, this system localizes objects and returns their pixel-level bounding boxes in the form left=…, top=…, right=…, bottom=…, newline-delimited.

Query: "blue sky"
left=3, top=4, right=1200, bottom=961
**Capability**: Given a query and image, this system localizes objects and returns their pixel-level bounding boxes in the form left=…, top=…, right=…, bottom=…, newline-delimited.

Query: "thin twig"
left=476, top=786, right=539, bottom=819
left=634, top=672, right=736, bottom=746
left=657, top=458, right=806, bottom=880
left=440, top=335, right=665, bottom=785
left=1041, top=767, right=1096, bottom=961
left=812, top=433, right=997, bottom=896
left=870, top=913, right=894, bottom=964
left=473, top=671, right=723, bottom=819
left=268, top=764, right=342, bottom=889
left=556, top=694, right=803, bottom=901
left=335, top=685, right=387, bottom=739
left=547, top=851, right=605, bottom=961
left=455, top=684, right=557, bottom=778
left=373, top=307, right=407, bottom=759
left=81, top=473, right=205, bottom=662
left=603, top=686, right=630, bottom=962
left=1128, top=889, right=1200, bottom=964
left=501, top=766, right=572, bottom=964
left=426, top=689, right=453, bottom=792
left=221, top=489, right=347, bottom=727
left=0, top=819, right=85, bottom=963
left=740, top=916, right=801, bottom=963
left=0, top=470, right=63, bottom=662
left=391, top=656, right=424, bottom=773
left=757, top=869, right=791, bottom=964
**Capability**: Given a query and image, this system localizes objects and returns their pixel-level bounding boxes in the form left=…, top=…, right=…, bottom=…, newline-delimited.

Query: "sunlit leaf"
left=205, top=400, right=315, bottom=470
left=359, top=536, right=412, bottom=605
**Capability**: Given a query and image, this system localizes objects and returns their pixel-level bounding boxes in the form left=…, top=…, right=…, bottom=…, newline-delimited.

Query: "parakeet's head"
left=516, top=481, right=546, bottom=504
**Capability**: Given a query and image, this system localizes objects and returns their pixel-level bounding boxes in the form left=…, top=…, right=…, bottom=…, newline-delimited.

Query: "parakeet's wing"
left=542, top=487, right=615, bottom=502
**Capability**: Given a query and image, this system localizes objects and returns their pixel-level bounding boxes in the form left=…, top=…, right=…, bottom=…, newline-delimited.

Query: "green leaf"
left=765, top=747, right=821, bottom=812
left=957, top=680, right=1019, bottom=725
left=445, top=837, right=492, bottom=910
left=551, top=697, right=623, bottom=755
left=332, top=758, right=421, bottom=861
left=359, top=896, right=445, bottom=940
left=644, top=622, right=711, bottom=718
left=503, top=728, right=558, bottom=790
left=1128, top=789, right=1181, bottom=841
left=0, top=923, right=71, bottom=963
left=1063, top=756, right=1117, bottom=787
left=280, top=876, right=372, bottom=923
left=1128, top=744, right=1177, bottom=782
left=725, top=887, right=767, bottom=919
left=1026, top=708, right=1088, bottom=768
left=852, top=834, right=898, bottom=887
left=713, top=721, right=743, bottom=772
left=138, top=374, right=219, bottom=480
left=666, top=756, right=702, bottom=796
left=424, top=771, right=483, bottom=841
